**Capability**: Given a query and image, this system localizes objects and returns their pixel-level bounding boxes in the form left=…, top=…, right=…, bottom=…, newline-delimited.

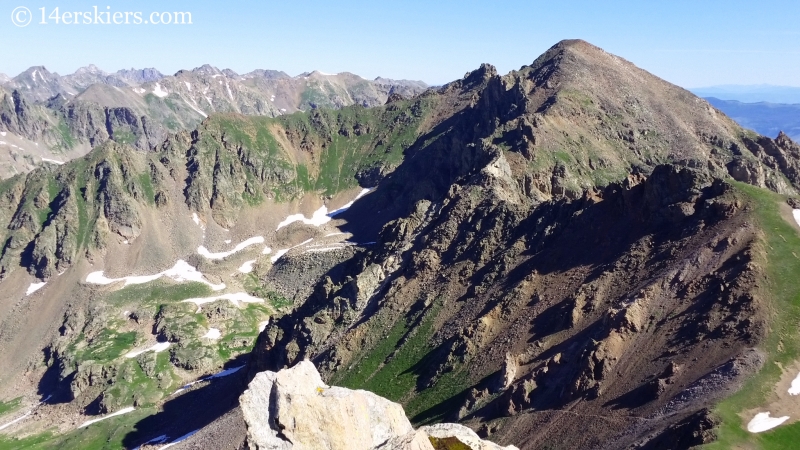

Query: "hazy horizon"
left=3, top=1, right=800, bottom=88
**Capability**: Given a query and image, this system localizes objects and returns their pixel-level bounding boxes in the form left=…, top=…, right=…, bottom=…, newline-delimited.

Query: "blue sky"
left=2, top=0, right=800, bottom=88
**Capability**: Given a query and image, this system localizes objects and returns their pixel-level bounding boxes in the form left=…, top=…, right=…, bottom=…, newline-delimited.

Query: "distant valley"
left=703, top=97, right=800, bottom=142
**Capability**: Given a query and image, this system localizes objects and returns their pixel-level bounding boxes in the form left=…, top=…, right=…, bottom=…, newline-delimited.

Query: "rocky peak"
left=775, top=130, right=798, bottom=149
left=240, top=360, right=518, bottom=450
left=114, top=67, right=164, bottom=84
left=191, top=64, right=222, bottom=77
left=461, top=63, right=498, bottom=89
left=73, top=64, right=106, bottom=75
left=243, top=69, right=291, bottom=80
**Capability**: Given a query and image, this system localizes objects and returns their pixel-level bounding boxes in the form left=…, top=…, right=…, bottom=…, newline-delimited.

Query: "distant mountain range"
left=690, top=84, right=800, bottom=104
left=0, top=64, right=428, bottom=178
left=704, top=97, right=800, bottom=142
left=689, top=85, right=800, bottom=142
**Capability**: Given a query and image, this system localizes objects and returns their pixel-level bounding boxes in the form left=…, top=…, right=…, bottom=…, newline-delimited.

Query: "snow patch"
left=26, top=281, right=46, bottom=295
left=85, top=259, right=226, bottom=291
left=259, top=320, right=270, bottom=332
left=152, top=83, right=168, bottom=98
left=238, top=260, right=256, bottom=274
left=202, top=328, right=221, bottom=340
left=275, top=188, right=371, bottom=230
left=132, top=435, right=168, bottom=450
left=198, top=236, right=265, bottom=260
left=329, top=188, right=371, bottom=216
left=225, top=81, right=233, bottom=100
left=184, top=81, right=192, bottom=91
left=78, top=406, right=136, bottom=428
left=789, top=372, right=800, bottom=395
left=747, top=412, right=790, bottom=433
left=305, top=246, right=345, bottom=254
left=224, top=239, right=232, bottom=244
left=0, top=396, right=51, bottom=431
left=172, top=365, right=245, bottom=395
left=270, top=238, right=313, bottom=263
left=125, top=341, right=170, bottom=358
left=276, top=206, right=330, bottom=230
left=0, top=412, right=32, bottom=431
left=262, top=246, right=272, bottom=255
left=41, top=158, right=65, bottom=165
left=270, top=249, right=289, bottom=263
left=793, top=209, right=800, bottom=228
left=0, top=132, right=6, bottom=136
left=184, top=99, right=207, bottom=118
left=212, top=74, right=222, bottom=78
left=191, top=212, right=204, bottom=229
left=182, top=292, right=264, bottom=307
left=157, top=430, right=200, bottom=449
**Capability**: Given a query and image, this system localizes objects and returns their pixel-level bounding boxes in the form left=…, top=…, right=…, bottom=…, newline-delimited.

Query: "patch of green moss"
left=335, top=299, right=465, bottom=420
left=107, top=281, right=212, bottom=307
left=0, top=398, right=21, bottom=417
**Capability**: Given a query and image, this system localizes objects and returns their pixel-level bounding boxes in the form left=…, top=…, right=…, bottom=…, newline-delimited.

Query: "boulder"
left=240, top=360, right=519, bottom=450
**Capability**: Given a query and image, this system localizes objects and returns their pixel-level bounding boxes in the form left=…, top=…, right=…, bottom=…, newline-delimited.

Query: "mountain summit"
left=0, top=40, right=798, bottom=450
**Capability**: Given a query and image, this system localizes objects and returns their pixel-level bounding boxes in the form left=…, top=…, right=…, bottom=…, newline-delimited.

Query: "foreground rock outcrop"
left=240, top=360, right=518, bottom=450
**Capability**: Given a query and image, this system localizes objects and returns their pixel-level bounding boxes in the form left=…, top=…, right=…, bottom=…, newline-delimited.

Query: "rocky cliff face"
left=240, top=360, right=517, bottom=450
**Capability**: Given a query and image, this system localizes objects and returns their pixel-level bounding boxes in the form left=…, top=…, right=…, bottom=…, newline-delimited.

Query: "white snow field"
left=275, top=188, right=371, bottom=230
left=171, top=365, right=245, bottom=395
left=0, top=395, right=52, bottom=431
left=271, top=238, right=313, bottom=263
left=125, top=342, right=171, bottom=358
left=26, top=281, right=46, bottom=296
left=77, top=406, right=136, bottom=429
left=197, top=236, right=265, bottom=260
left=85, top=260, right=225, bottom=291
left=0, top=412, right=33, bottom=431
left=790, top=372, right=800, bottom=396
left=202, top=328, right=222, bottom=340
left=747, top=412, right=790, bottom=433
left=152, top=83, right=169, bottom=98
left=238, top=260, right=256, bottom=274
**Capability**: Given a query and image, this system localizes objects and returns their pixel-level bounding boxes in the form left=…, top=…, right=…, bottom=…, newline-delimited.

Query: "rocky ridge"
left=0, top=64, right=428, bottom=179
left=0, top=39, right=797, bottom=449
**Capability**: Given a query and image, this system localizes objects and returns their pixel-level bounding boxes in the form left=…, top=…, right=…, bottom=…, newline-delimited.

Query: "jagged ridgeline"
left=0, top=95, right=435, bottom=280
left=0, top=66, right=429, bottom=179
left=2, top=39, right=800, bottom=449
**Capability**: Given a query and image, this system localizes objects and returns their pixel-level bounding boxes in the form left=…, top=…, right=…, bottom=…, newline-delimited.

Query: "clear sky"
left=2, top=0, right=800, bottom=88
